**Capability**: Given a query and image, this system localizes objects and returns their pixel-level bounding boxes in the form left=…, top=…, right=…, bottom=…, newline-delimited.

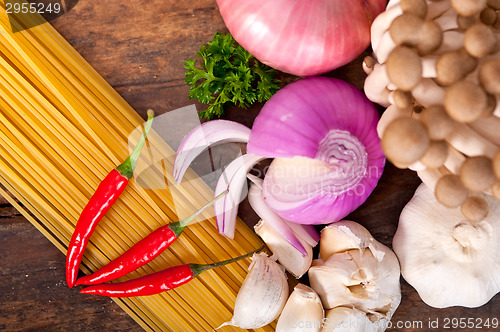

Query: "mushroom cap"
left=400, top=0, right=427, bottom=18
left=464, top=23, right=497, bottom=58
left=382, top=117, right=430, bottom=165
left=479, top=58, right=500, bottom=95
left=451, top=0, right=487, bottom=17
left=444, top=80, right=488, bottom=123
left=459, top=156, right=495, bottom=192
left=420, top=140, right=449, bottom=168
left=461, top=196, right=489, bottom=222
left=385, top=46, right=423, bottom=91
left=393, top=183, right=500, bottom=308
left=436, top=49, right=477, bottom=86
left=435, top=174, right=469, bottom=207
left=419, top=105, right=456, bottom=140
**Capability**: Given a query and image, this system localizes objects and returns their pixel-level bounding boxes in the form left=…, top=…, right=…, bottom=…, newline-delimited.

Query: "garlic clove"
left=309, top=249, right=400, bottom=318
left=276, top=284, right=324, bottom=332
left=219, top=253, right=288, bottom=329
left=310, top=221, right=401, bottom=327
left=319, top=220, right=386, bottom=262
left=321, top=307, right=387, bottom=332
left=255, top=219, right=313, bottom=278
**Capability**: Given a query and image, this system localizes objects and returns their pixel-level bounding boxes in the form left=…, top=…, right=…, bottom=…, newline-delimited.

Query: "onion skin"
left=215, top=0, right=387, bottom=76
left=247, top=77, right=385, bottom=224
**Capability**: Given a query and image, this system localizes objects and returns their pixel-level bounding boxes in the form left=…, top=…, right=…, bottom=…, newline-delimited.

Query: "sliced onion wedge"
left=247, top=182, right=307, bottom=256
left=174, top=120, right=251, bottom=183
left=214, top=153, right=265, bottom=238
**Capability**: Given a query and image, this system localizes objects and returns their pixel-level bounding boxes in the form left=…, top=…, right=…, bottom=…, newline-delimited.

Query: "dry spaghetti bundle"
left=0, top=1, right=270, bottom=331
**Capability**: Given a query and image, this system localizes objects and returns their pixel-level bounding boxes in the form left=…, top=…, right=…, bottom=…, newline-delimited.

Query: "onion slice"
left=284, top=220, right=320, bottom=248
left=174, top=120, right=251, bottom=183
left=248, top=173, right=319, bottom=248
left=214, top=153, right=265, bottom=238
left=247, top=182, right=307, bottom=256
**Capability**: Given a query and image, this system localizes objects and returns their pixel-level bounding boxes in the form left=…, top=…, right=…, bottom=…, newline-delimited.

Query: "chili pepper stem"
left=169, top=190, right=229, bottom=237
left=190, top=244, right=265, bottom=278
left=115, top=109, right=155, bottom=179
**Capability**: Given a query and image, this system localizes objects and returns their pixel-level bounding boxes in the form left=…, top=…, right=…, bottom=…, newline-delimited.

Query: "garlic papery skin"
left=393, top=183, right=500, bottom=308
left=255, top=219, right=313, bottom=278
left=276, top=284, right=324, bottom=332
left=308, top=221, right=401, bottom=328
left=321, top=307, right=386, bottom=332
left=219, top=253, right=288, bottom=329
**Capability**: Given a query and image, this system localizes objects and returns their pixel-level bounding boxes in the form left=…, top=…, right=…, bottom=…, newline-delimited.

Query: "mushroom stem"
left=371, top=5, right=404, bottom=53
left=469, top=116, right=500, bottom=145
left=364, top=64, right=392, bottom=107
left=377, top=104, right=413, bottom=137
left=374, top=30, right=398, bottom=63
left=446, top=122, right=499, bottom=158
left=443, top=144, right=467, bottom=174
left=417, top=166, right=448, bottom=192
left=426, top=0, right=453, bottom=20
left=411, top=78, right=446, bottom=107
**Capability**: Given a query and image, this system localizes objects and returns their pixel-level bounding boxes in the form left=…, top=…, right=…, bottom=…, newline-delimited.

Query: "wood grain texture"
left=0, top=0, right=499, bottom=331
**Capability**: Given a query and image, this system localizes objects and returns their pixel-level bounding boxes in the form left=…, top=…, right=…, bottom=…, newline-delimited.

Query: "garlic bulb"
left=309, top=221, right=401, bottom=329
left=321, top=307, right=385, bottom=332
left=393, top=183, right=500, bottom=308
left=255, top=219, right=313, bottom=278
left=276, top=284, right=324, bottom=332
left=219, top=253, right=288, bottom=329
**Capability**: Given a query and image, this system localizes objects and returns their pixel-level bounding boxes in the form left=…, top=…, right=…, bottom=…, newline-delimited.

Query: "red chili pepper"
left=80, top=245, right=264, bottom=297
left=75, top=190, right=228, bottom=286
left=66, top=110, right=155, bottom=288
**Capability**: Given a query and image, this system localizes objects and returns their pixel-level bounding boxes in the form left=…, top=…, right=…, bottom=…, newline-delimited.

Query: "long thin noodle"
left=0, top=2, right=273, bottom=331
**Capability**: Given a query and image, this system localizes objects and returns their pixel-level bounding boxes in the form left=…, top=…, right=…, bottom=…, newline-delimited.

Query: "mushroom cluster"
left=365, top=0, right=500, bottom=222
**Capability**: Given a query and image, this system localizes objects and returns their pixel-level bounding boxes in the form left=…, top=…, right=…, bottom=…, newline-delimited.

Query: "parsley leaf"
left=184, top=32, right=281, bottom=119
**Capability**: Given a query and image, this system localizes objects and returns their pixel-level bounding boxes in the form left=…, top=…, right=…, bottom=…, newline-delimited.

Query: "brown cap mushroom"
left=451, top=0, right=487, bottom=17
left=479, top=58, right=500, bottom=95
left=435, top=174, right=469, bottom=207
left=457, top=14, right=477, bottom=30
left=464, top=23, right=497, bottom=57
left=421, top=140, right=449, bottom=168
left=493, top=149, right=500, bottom=179
left=460, top=156, right=496, bottom=192
left=401, top=0, right=428, bottom=18
left=382, top=117, right=430, bottom=165
left=386, top=46, right=423, bottom=91
left=390, top=13, right=425, bottom=46
left=492, top=180, right=500, bottom=200
left=419, top=105, right=456, bottom=140
left=480, top=7, right=497, bottom=25
left=389, top=13, right=442, bottom=54
left=444, top=80, right=488, bottom=123
left=392, top=90, right=415, bottom=109
left=461, top=196, right=489, bottom=222
left=418, top=20, right=444, bottom=54
left=488, top=0, right=500, bottom=10
left=436, top=49, right=478, bottom=86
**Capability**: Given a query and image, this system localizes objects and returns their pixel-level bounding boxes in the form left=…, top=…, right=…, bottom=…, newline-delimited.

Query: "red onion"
left=215, top=0, right=386, bottom=76
left=247, top=77, right=385, bottom=224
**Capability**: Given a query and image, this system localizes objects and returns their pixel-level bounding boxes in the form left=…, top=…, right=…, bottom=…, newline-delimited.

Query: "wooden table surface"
left=0, top=1, right=499, bottom=331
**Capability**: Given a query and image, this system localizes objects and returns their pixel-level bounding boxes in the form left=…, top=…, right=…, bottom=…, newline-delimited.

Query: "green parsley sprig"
left=184, top=32, right=281, bottom=119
